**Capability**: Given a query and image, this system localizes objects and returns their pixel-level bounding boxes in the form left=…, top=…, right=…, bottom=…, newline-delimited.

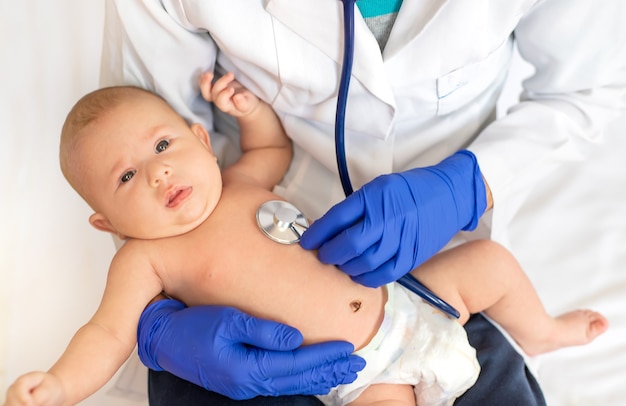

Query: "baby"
left=4, top=72, right=608, bottom=406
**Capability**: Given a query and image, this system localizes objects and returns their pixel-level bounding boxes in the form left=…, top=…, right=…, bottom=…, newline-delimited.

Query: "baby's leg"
left=348, top=383, right=415, bottom=406
left=413, top=240, right=608, bottom=356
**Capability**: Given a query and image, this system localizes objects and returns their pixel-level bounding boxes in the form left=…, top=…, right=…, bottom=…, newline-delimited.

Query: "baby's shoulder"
left=109, top=239, right=158, bottom=273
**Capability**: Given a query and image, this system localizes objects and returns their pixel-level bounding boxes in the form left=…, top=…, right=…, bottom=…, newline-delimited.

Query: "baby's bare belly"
left=159, top=187, right=385, bottom=350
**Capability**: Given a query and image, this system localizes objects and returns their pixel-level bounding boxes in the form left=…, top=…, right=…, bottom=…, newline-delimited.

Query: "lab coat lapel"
left=265, top=0, right=342, bottom=63
left=383, top=0, right=447, bottom=60
left=266, top=0, right=395, bottom=122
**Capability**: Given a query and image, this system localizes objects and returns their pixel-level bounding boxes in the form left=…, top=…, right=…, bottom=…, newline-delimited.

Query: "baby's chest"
left=157, top=193, right=288, bottom=303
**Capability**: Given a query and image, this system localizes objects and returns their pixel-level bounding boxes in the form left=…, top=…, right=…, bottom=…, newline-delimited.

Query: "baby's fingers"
left=5, top=371, right=65, bottom=406
left=199, top=71, right=255, bottom=116
left=5, top=372, right=46, bottom=405
left=211, top=72, right=237, bottom=99
left=232, top=92, right=257, bottom=115
left=199, top=71, right=215, bottom=102
left=213, top=86, right=237, bottom=113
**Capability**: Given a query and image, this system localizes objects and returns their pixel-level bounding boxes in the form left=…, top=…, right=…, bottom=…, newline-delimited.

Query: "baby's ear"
left=89, top=213, right=126, bottom=239
left=190, top=123, right=212, bottom=152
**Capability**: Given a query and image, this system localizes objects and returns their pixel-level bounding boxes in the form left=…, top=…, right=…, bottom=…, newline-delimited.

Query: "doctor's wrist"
left=482, top=175, right=493, bottom=211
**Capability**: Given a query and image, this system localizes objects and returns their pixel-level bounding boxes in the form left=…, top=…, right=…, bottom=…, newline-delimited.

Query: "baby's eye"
left=155, top=139, right=170, bottom=153
left=120, top=170, right=136, bottom=183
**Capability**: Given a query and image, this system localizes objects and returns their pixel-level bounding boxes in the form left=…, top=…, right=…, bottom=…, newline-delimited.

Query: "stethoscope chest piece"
left=256, top=200, right=310, bottom=245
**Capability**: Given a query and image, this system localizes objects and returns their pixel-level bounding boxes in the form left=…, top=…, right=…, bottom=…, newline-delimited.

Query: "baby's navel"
left=350, top=300, right=362, bottom=312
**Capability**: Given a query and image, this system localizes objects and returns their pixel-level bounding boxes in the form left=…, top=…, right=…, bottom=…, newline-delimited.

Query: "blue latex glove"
left=137, top=299, right=366, bottom=400
left=300, top=150, right=487, bottom=288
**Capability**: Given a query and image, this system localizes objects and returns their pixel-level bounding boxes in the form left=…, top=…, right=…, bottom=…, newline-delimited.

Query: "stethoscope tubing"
left=335, top=0, right=356, bottom=197
left=335, top=0, right=460, bottom=319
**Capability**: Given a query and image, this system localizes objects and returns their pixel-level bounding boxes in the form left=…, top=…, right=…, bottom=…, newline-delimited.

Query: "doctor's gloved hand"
left=301, top=150, right=487, bottom=288
left=137, top=299, right=365, bottom=400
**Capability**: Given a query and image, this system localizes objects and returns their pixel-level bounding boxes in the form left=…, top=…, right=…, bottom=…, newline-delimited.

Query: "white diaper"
left=317, top=283, right=480, bottom=406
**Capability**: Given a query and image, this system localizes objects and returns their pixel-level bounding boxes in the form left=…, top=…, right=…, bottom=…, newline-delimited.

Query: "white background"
left=1, top=1, right=625, bottom=405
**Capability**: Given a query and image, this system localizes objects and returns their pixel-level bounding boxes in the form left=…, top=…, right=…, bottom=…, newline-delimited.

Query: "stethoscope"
left=257, top=0, right=460, bottom=319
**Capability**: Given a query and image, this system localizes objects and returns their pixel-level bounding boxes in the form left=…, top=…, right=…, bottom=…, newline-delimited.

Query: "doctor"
left=101, top=0, right=626, bottom=404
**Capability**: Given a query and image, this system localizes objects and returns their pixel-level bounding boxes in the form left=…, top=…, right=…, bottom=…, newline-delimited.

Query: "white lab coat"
left=101, top=0, right=626, bottom=240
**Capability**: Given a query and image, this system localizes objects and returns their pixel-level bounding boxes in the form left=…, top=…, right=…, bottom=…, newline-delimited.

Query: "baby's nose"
left=148, top=163, right=171, bottom=186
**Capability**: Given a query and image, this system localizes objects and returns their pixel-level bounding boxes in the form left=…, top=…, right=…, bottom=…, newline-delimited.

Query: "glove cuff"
left=402, top=150, right=487, bottom=233
left=454, top=150, right=487, bottom=231
left=137, top=298, right=186, bottom=371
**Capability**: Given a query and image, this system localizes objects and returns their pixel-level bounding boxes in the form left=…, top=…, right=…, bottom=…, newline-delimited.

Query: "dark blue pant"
left=147, top=314, right=546, bottom=405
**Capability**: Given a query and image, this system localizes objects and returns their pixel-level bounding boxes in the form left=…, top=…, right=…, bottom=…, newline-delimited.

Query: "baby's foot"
left=523, top=310, right=609, bottom=356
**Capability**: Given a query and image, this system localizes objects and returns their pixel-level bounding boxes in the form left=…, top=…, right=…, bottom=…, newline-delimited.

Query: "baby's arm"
left=199, top=71, right=292, bottom=189
left=4, top=248, right=163, bottom=406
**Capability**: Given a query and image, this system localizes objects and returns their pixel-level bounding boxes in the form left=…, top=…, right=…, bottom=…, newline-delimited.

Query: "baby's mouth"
left=166, top=186, right=192, bottom=208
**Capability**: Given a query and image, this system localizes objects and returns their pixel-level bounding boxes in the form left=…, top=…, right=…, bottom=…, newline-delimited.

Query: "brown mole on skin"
left=350, top=300, right=362, bottom=312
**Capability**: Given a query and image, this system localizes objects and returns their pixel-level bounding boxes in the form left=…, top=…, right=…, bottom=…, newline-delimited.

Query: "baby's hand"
left=4, top=372, right=65, bottom=406
left=199, top=71, right=260, bottom=118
